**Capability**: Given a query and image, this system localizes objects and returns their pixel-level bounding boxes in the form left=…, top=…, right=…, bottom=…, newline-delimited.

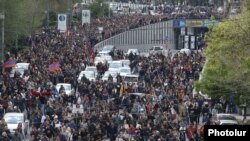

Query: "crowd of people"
left=159, top=5, right=224, bottom=19
left=81, top=15, right=161, bottom=45
left=0, top=2, right=230, bottom=141
left=103, top=3, right=224, bottom=19
left=72, top=3, right=224, bottom=46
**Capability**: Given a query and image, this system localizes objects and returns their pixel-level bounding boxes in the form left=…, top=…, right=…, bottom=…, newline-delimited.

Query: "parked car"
left=149, top=46, right=164, bottom=55
left=213, top=114, right=238, bottom=125
left=100, top=55, right=113, bottom=64
left=55, top=83, right=75, bottom=95
left=78, top=71, right=96, bottom=82
left=108, top=60, right=123, bottom=72
left=119, top=67, right=131, bottom=77
left=10, top=63, right=30, bottom=78
left=123, top=74, right=139, bottom=86
left=126, top=49, right=139, bottom=55
left=102, top=71, right=118, bottom=82
left=120, top=59, right=130, bottom=67
left=4, top=112, right=29, bottom=136
left=94, top=57, right=107, bottom=66
left=85, top=66, right=98, bottom=74
left=98, top=45, right=115, bottom=55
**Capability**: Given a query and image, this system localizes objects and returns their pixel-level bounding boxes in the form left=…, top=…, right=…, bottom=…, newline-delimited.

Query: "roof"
left=220, top=120, right=238, bottom=125
left=130, top=93, right=146, bottom=97
left=110, top=60, right=122, bottom=63
left=56, top=83, right=71, bottom=86
left=124, top=74, right=139, bottom=77
left=216, top=113, right=234, bottom=116
left=119, top=66, right=130, bottom=69
left=79, top=71, right=95, bottom=75
left=4, top=113, right=24, bottom=117
left=85, top=66, right=96, bottom=68
left=105, top=71, right=118, bottom=74
left=127, top=49, right=138, bottom=51
left=16, top=63, right=30, bottom=65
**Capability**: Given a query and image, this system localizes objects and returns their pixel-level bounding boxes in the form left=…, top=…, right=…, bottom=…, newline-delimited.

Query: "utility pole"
left=0, top=12, right=5, bottom=72
left=68, top=0, right=72, bottom=29
left=108, top=2, right=111, bottom=18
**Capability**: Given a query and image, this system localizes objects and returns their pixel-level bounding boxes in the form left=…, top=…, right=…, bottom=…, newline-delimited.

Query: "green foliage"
left=195, top=10, right=250, bottom=102
left=0, top=0, right=69, bottom=49
left=87, top=0, right=110, bottom=18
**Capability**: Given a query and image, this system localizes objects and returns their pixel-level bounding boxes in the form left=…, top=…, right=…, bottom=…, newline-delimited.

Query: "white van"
left=98, top=45, right=115, bottom=55
left=149, top=46, right=164, bottom=55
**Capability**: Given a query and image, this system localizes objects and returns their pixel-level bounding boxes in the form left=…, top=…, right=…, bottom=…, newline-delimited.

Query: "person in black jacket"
left=107, top=122, right=117, bottom=141
left=44, top=124, right=54, bottom=140
left=141, top=124, right=150, bottom=141
left=0, top=132, right=11, bottom=141
left=166, top=130, right=177, bottom=141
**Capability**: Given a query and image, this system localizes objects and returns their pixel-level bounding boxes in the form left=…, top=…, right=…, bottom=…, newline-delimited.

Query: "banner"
left=190, top=36, right=195, bottom=49
left=82, top=10, right=91, bottom=25
left=57, top=14, right=67, bottom=32
left=184, top=35, right=189, bottom=49
left=173, top=19, right=186, bottom=27
left=186, top=20, right=203, bottom=27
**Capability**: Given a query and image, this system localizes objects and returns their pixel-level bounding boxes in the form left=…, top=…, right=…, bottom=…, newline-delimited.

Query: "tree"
left=88, top=0, right=110, bottom=18
left=194, top=6, right=250, bottom=102
left=0, top=0, right=69, bottom=50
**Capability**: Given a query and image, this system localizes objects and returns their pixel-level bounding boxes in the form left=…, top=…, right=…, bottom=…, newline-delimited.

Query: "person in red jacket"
left=31, top=89, right=51, bottom=96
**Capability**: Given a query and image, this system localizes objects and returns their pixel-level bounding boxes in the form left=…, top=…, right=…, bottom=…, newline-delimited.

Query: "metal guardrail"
left=94, top=20, right=174, bottom=51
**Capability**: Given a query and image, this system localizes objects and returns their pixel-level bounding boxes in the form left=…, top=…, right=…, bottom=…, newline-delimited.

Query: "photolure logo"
left=204, top=125, right=250, bottom=141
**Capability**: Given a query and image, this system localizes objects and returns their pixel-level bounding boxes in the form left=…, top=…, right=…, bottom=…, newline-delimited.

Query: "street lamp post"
left=68, top=0, right=72, bottom=28
left=0, top=13, right=5, bottom=72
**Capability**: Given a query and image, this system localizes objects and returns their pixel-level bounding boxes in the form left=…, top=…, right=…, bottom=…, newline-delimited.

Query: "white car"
left=55, top=83, right=75, bottom=95
left=4, top=112, right=29, bottom=136
left=94, top=57, right=107, bottom=66
left=15, top=63, right=30, bottom=70
left=102, top=55, right=113, bottom=64
left=78, top=71, right=96, bottom=82
left=213, top=114, right=238, bottom=125
left=126, top=49, right=139, bottom=55
left=10, top=63, right=30, bottom=78
left=119, top=67, right=131, bottom=76
left=108, top=61, right=123, bottom=72
left=98, top=45, right=115, bottom=55
left=149, top=46, right=164, bottom=55
left=123, top=74, right=139, bottom=86
left=120, top=59, right=130, bottom=67
left=102, top=71, right=118, bottom=82
left=85, top=66, right=97, bottom=74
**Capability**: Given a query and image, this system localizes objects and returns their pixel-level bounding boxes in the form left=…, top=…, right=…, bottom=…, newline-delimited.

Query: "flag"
left=164, top=35, right=169, bottom=45
left=48, top=61, right=60, bottom=73
left=3, top=59, right=16, bottom=68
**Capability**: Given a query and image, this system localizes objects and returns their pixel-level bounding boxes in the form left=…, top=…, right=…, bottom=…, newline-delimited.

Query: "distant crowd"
left=0, top=2, right=228, bottom=141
